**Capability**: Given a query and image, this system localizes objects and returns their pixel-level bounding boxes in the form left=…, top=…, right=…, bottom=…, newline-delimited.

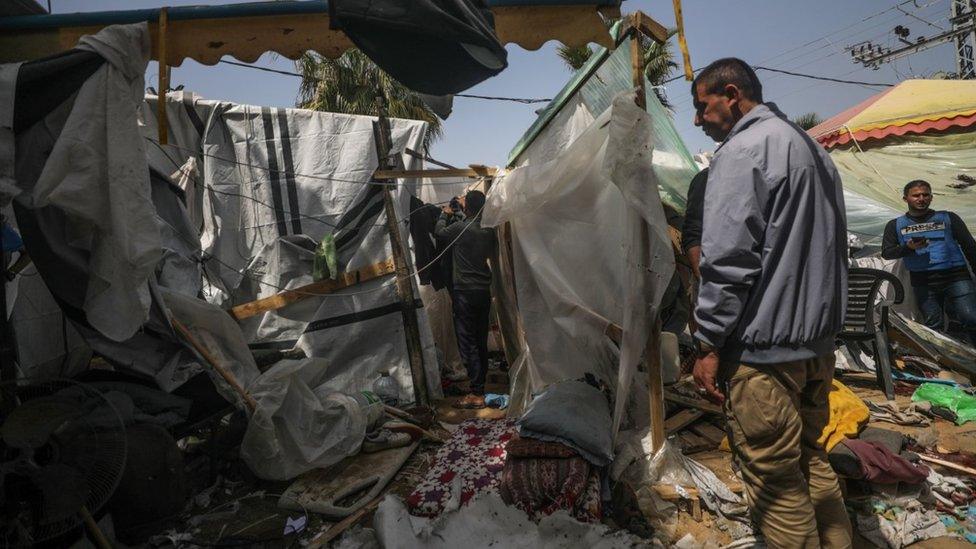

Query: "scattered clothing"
left=840, top=438, right=930, bottom=484
left=866, top=400, right=931, bottom=427
left=856, top=499, right=948, bottom=549
left=484, top=393, right=509, bottom=409
left=406, top=418, right=515, bottom=517
left=819, top=379, right=871, bottom=452
left=912, top=382, right=976, bottom=424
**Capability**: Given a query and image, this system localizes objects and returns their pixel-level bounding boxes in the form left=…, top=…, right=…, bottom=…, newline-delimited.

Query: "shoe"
left=452, top=394, right=486, bottom=409
left=362, top=429, right=412, bottom=453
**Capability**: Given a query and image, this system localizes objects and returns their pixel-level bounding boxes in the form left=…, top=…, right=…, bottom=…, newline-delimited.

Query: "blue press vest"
left=896, top=211, right=968, bottom=272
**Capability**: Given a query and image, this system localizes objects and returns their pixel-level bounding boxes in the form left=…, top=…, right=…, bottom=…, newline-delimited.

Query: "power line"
left=754, top=66, right=894, bottom=87
left=216, top=59, right=551, bottom=104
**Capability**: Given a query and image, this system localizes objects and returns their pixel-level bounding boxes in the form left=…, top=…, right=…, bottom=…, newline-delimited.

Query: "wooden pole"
left=373, top=99, right=429, bottom=406
left=630, top=25, right=666, bottom=452
left=157, top=7, right=169, bottom=145
left=171, top=317, right=258, bottom=411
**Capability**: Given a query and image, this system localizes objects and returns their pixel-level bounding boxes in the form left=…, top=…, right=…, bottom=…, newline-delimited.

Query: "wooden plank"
left=171, top=318, right=257, bottom=411
left=689, top=421, right=726, bottom=446
left=678, top=431, right=712, bottom=454
left=671, top=0, right=695, bottom=81
left=919, top=454, right=976, bottom=476
left=630, top=26, right=646, bottom=110
left=652, top=484, right=702, bottom=520
left=646, top=317, right=666, bottom=453
left=664, top=389, right=723, bottom=416
left=230, top=258, right=395, bottom=320
left=630, top=11, right=669, bottom=45
left=665, top=409, right=704, bottom=435
left=375, top=114, right=428, bottom=406
left=0, top=5, right=617, bottom=65
left=373, top=167, right=496, bottom=180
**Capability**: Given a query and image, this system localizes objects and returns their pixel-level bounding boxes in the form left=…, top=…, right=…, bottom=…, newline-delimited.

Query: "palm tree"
left=557, top=26, right=679, bottom=109
left=296, top=50, right=442, bottom=150
left=793, top=112, right=822, bottom=131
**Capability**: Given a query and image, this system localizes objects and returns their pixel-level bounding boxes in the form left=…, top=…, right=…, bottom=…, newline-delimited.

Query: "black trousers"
left=451, top=289, right=491, bottom=395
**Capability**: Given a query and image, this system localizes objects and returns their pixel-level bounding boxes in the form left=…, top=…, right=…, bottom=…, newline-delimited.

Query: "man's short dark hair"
left=691, top=58, right=764, bottom=103
left=904, top=180, right=931, bottom=196
left=465, top=190, right=486, bottom=215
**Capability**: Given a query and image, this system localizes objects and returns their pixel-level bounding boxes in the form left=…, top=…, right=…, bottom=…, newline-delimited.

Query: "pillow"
left=517, top=380, right=613, bottom=466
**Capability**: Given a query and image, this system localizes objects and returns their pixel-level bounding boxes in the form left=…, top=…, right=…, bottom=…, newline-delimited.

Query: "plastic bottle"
left=352, top=390, right=384, bottom=430
left=373, top=372, right=401, bottom=407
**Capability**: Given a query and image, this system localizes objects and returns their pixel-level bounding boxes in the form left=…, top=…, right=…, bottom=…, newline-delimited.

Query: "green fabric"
left=911, top=382, right=976, bottom=424
left=313, top=233, right=338, bottom=281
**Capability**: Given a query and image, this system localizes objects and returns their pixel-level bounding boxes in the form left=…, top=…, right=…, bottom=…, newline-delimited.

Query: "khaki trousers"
left=721, top=354, right=853, bottom=549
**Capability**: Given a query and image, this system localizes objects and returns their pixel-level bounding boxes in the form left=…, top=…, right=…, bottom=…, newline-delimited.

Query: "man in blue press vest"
left=882, top=180, right=976, bottom=345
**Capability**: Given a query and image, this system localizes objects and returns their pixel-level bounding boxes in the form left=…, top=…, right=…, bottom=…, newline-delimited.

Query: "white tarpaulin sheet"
left=829, top=133, right=976, bottom=242
left=483, top=92, right=675, bottom=434
left=140, top=97, right=442, bottom=404
left=11, top=23, right=161, bottom=342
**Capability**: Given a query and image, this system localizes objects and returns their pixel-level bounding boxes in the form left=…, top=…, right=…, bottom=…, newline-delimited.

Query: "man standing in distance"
left=690, top=58, right=851, bottom=548
left=881, top=180, right=976, bottom=345
left=435, top=190, right=497, bottom=409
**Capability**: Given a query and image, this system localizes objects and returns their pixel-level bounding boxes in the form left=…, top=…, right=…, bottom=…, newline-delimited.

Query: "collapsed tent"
left=140, top=90, right=443, bottom=405
left=809, top=79, right=976, bottom=242
left=1, top=22, right=460, bottom=481
left=484, top=26, right=699, bottom=433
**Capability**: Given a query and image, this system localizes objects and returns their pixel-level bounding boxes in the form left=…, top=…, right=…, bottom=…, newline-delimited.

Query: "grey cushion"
left=517, top=380, right=614, bottom=466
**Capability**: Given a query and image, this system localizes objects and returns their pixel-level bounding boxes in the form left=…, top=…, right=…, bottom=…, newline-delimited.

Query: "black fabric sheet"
left=332, top=0, right=508, bottom=95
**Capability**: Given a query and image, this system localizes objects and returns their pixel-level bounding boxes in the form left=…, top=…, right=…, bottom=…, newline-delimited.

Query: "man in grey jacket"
left=690, top=58, right=851, bottom=548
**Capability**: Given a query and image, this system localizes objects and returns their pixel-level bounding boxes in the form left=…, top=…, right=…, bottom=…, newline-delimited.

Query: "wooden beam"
left=171, top=317, right=257, bottom=411
left=374, top=111, right=429, bottom=407
left=374, top=167, right=497, bottom=180
left=229, top=258, right=395, bottom=320
left=671, top=0, right=695, bottom=81
left=664, top=389, right=723, bottom=416
left=665, top=409, right=704, bottom=435
left=0, top=5, right=618, bottom=65
left=630, top=11, right=669, bottom=45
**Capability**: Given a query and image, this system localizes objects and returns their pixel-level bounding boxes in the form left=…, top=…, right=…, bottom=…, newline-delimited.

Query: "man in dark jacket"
left=881, top=180, right=976, bottom=345
left=690, top=58, right=851, bottom=548
left=681, top=167, right=708, bottom=278
left=435, top=190, right=497, bottom=408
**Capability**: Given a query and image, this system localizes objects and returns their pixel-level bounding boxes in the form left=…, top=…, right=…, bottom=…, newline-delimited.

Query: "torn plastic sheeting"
left=912, top=383, right=976, bottom=425
left=481, top=92, right=674, bottom=436
left=28, top=23, right=161, bottom=342
left=374, top=493, right=646, bottom=549
left=240, top=358, right=367, bottom=481
left=613, top=434, right=749, bottom=526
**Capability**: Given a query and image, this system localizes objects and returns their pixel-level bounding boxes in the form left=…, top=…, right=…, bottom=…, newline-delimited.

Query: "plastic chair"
left=839, top=267, right=905, bottom=401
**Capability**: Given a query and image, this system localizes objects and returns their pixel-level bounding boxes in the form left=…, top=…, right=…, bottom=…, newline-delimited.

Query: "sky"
left=50, top=0, right=961, bottom=166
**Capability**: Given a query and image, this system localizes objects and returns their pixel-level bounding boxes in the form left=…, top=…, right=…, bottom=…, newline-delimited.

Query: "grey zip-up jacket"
left=694, top=103, right=848, bottom=364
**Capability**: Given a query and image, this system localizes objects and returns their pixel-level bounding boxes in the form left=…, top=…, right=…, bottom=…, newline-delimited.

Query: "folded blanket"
left=499, top=455, right=602, bottom=523
left=506, top=433, right=578, bottom=459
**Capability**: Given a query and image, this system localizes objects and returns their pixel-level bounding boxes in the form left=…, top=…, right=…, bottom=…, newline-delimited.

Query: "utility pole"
left=848, top=0, right=976, bottom=79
